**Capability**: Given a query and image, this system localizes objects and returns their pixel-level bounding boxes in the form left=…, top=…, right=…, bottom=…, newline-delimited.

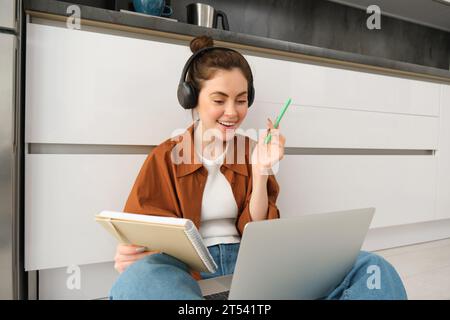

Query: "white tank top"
left=196, top=143, right=241, bottom=247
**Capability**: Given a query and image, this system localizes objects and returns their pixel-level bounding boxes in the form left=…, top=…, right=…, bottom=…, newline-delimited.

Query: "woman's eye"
left=238, top=100, right=247, bottom=104
left=214, top=100, right=224, bottom=104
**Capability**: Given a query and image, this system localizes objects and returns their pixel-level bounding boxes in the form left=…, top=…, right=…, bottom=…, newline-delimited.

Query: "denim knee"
left=357, top=251, right=395, bottom=272
left=356, top=251, right=398, bottom=279
left=109, top=253, right=203, bottom=300
left=353, top=251, right=408, bottom=300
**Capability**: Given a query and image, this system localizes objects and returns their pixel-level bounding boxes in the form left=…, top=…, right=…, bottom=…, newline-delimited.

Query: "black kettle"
left=186, top=3, right=230, bottom=31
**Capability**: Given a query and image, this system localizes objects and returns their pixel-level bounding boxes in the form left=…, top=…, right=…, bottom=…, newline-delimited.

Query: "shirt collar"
left=174, top=122, right=249, bottom=178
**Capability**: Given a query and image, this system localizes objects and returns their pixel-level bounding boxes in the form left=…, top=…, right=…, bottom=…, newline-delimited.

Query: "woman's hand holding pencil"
left=251, top=98, right=291, bottom=175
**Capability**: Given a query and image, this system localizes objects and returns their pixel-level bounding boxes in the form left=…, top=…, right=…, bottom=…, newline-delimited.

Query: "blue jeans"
left=109, top=243, right=407, bottom=300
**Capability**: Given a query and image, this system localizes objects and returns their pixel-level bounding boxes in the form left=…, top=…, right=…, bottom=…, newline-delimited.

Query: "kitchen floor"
left=375, top=237, right=450, bottom=300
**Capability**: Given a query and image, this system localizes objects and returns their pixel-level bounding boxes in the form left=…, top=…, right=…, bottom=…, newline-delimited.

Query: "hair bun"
left=189, top=35, right=214, bottom=54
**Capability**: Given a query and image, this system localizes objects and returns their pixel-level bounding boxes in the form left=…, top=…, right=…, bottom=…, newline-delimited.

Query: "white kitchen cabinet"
left=242, top=101, right=438, bottom=150
left=38, top=261, right=117, bottom=300
left=26, top=23, right=441, bottom=146
left=248, top=55, right=440, bottom=117
left=0, top=0, right=16, bottom=30
left=436, top=84, right=450, bottom=220
left=25, top=23, right=192, bottom=145
left=25, top=152, right=437, bottom=271
left=25, top=153, right=148, bottom=270
left=276, top=155, right=437, bottom=228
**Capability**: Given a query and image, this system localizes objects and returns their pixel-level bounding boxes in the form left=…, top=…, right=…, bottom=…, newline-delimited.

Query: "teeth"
left=218, top=121, right=236, bottom=126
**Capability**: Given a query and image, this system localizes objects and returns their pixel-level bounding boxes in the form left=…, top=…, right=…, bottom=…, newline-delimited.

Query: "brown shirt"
left=123, top=123, right=281, bottom=278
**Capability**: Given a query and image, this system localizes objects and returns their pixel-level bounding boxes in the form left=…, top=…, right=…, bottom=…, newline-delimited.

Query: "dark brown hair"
left=187, top=35, right=253, bottom=120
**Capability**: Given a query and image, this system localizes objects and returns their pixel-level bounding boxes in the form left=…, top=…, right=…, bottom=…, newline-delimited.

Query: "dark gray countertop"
left=24, top=0, right=450, bottom=82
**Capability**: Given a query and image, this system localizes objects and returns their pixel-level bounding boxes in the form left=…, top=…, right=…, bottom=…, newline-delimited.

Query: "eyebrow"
left=209, top=91, right=248, bottom=97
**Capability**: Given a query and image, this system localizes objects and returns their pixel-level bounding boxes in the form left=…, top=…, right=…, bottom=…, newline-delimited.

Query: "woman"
left=109, top=35, right=407, bottom=300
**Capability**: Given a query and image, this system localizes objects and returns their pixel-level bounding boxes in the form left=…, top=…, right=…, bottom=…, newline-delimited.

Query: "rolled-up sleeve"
left=236, top=173, right=281, bottom=236
left=123, top=148, right=179, bottom=218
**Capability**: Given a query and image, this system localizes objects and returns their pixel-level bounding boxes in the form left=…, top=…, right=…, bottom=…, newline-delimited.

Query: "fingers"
left=279, top=144, right=285, bottom=160
left=115, top=250, right=157, bottom=263
left=275, top=133, right=286, bottom=146
left=267, top=117, right=282, bottom=129
left=118, top=244, right=146, bottom=255
left=114, top=250, right=159, bottom=273
left=116, top=244, right=160, bottom=262
left=265, top=130, right=286, bottom=146
left=266, top=118, right=275, bottom=129
left=135, top=246, right=147, bottom=254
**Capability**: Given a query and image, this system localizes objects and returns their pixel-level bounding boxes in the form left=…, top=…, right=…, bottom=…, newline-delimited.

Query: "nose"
left=224, top=101, right=239, bottom=118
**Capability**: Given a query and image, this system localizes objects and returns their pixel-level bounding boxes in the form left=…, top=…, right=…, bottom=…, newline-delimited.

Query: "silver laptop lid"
left=229, top=207, right=375, bottom=300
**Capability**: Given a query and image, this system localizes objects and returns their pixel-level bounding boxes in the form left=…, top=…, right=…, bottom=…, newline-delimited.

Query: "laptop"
left=199, top=207, right=375, bottom=300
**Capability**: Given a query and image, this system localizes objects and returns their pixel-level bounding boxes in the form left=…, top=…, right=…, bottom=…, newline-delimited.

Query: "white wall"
left=24, top=22, right=450, bottom=299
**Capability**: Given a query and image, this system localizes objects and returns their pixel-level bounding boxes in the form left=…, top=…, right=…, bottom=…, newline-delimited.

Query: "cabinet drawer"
left=25, top=153, right=148, bottom=271
left=38, top=261, right=117, bottom=300
left=276, top=154, right=437, bottom=228
left=25, top=23, right=191, bottom=145
left=248, top=54, right=440, bottom=116
left=242, top=101, right=438, bottom=149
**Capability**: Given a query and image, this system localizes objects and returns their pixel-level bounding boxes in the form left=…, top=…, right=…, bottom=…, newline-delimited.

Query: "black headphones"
left=177, top=46, right=255, bottom=109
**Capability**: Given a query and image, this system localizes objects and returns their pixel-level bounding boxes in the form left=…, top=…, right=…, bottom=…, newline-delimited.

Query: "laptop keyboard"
left=203, top=290, right=230, bottom=300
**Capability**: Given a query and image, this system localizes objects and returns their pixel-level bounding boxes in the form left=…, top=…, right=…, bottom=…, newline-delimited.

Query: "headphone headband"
left=177, top=46, right=255, bottom=109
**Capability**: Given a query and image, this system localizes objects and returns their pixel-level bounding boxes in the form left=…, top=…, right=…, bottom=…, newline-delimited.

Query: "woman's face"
left=195, top=68, right=249, bottom=142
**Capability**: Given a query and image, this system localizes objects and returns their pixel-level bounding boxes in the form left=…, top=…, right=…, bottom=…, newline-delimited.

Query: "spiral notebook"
left=95, top=210, right=217, bottom=273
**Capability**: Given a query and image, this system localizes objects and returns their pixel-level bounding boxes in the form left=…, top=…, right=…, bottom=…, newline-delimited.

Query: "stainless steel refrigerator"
left=0, top=0, right=25, bottom=300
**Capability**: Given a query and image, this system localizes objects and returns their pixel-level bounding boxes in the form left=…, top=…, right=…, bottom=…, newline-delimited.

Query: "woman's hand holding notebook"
left=95, top=210, right=218, bottom=273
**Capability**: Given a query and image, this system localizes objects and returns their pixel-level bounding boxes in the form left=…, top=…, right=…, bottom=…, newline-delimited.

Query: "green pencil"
left=264, top=98, right=292, bottom=144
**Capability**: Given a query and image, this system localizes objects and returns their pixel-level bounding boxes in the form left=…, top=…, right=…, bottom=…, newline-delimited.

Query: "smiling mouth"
left=217, top=120, right=237, bottom=128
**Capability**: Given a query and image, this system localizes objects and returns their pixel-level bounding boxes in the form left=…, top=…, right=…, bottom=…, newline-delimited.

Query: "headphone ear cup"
left=177, top=82, right=198, bottom=109
left=247, top=85, right=255, bottom=108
